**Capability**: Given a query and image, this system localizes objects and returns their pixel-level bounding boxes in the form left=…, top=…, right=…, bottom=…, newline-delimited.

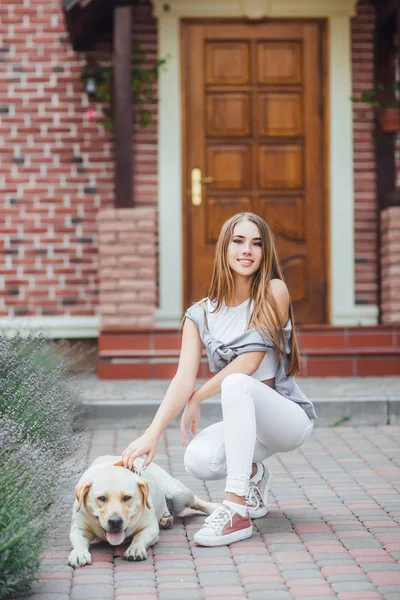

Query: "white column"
left=329, top=16, right=378, bottom=324
left=156, top=15, right=183, bottom=327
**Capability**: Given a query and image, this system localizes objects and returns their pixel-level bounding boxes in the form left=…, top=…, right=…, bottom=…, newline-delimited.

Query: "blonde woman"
left=122, top=213, right=316, bottom=547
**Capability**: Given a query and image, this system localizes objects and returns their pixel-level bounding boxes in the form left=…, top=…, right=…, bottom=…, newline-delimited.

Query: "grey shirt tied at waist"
left=185, top=302, right=317, bottom=421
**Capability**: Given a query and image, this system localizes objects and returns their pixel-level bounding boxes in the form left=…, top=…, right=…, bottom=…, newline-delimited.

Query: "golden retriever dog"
left=68, top=455, right=215, bottom=567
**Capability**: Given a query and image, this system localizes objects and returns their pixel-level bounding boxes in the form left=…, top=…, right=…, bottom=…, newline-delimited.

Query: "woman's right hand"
left=121, top=429, right=159, bottom=470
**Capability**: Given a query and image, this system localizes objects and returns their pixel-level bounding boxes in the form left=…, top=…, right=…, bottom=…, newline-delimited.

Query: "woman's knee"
left=221, top=373, right=251, bottom=395
left=183, top=434, right=226, bottom=481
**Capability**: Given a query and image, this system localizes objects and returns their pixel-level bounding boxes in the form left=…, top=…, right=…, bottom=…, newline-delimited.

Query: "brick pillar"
left=98, top=207, right=157, bottom=328
left=381, top=206, right=400, bottom=323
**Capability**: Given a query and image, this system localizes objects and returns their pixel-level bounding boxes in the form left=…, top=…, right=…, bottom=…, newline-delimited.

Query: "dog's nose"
left=108, top=516, right=123, bottom=531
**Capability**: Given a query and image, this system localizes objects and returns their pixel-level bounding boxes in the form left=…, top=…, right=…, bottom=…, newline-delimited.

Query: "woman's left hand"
left=180, top=395, right=201, bottom=446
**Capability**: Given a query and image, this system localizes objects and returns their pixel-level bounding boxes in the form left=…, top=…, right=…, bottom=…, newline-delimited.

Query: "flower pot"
left=379, top=108, right=400, bottom=132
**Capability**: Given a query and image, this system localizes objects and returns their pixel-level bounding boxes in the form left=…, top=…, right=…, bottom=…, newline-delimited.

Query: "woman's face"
left=227, top=220, right=263, bottom=279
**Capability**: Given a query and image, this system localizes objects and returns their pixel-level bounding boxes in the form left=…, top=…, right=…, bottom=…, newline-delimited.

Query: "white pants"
left=184, top=373, right=314, bottom=496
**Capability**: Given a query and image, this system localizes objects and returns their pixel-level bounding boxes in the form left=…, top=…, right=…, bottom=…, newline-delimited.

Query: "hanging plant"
left=81, top=43, right=168, bottom=132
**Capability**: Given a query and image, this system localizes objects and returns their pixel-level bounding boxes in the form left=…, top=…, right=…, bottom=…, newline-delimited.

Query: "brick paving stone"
left=332, top=581, right=378, bottom=592
left=202, top=586, right=246, bottom=597
left=321, top=566, right=364, bottom=576
left=37, top=564, right=74, bottom=573
left=281, top=569, right=324, bottom=580
left=315, top=558, right=358, bottom=567
left=363, top=563, right=400, bottom=572
left=158, top=590, right=204, bottom=599
left=247, top=593, right=292, bottom=600
left=196, top=565, right=237, bottom=574
left=38, top=573, right=73, bottom=581
left=157, top=581, right=201, bottom=591
left=233, top=554, right=274, bottom=563
left=198, top=572, right=242, bottom=587
left=194, top=557, right=234, bottom=566
left=285, top=578, right=327, bottom=586
left=341, top=538, right=383, bottom=549
left=29, top=592, right=70, bottom=600
left=268, top=543, right=306, bottom=552
left=156, top=568, right=197, bottom=576
left=156, top=575, right=199, bottom=586
left=115, top=591, right=158, bottom=600
left=337, top=591, right=385, bottom=599
left=241, top=575, right=282, bottom=584
left=191, top=546, right=232, bottom=557
left=243, top=582, right=288, bottom=591
left=70, top=585, right=114, bottom=599
left=287, top=585, right=335, bottom=597
left=327, top=574, right=371, bottom=583
left=274, top=551, right=315, bottom=564
left=72, top=574, right=113, bottom=584
left=369, top=572, right=400, bottom=586
left=115, top=587, right=157, bottom=595
left=30, top=580, right=72, bottom=594
left=377, top=586, right=400, bottom=594
left=237, top=563, right=279, bottom=576
left=230, top=545, right=269, bottom=555
left=114, top=565, right=155, bottom=572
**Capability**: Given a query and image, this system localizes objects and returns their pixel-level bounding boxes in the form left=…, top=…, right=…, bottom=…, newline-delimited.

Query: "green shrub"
left=0, top=335, right=87, bottom=599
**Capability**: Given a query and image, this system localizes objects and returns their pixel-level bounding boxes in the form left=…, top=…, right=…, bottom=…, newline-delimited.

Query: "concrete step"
left=82, top=395, right=400, bottom=429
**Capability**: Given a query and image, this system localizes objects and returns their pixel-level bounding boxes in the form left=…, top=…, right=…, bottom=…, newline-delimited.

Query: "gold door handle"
left=191, top=168, right=215, bottom=206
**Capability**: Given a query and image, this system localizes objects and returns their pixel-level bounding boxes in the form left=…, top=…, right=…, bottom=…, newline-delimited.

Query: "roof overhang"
left=62, top=0, right=113, bottom=51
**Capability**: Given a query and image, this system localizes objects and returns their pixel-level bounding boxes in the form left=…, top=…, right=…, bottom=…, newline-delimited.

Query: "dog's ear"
left=75, top=481, right=92, bottom=512
left=137, top=479, right=151, bottom=510
left=113, top=460, right=124, bottom=467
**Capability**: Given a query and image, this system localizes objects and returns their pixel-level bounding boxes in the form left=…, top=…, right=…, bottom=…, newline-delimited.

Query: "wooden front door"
left=182, top=20, right=327, bottom=324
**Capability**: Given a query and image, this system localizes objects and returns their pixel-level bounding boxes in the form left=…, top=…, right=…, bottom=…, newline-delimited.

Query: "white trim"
left=329, top=16, right=355, bottom=325
left=156, top=15, right=183, bottom=329
left=153, top=0, right=358, bottom=19
left=0, top=316, right=99, bottom=338
left=333, top=306, right=380, bottom=326
left=154, top=0, right=379, bottom=327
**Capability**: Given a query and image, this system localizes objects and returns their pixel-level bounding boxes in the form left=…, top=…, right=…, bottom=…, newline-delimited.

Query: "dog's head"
left=75, top=461, right=151, bottom=546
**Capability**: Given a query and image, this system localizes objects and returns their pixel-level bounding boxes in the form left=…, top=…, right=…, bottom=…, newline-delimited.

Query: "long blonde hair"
left=194, top=212, right=300, bottom=376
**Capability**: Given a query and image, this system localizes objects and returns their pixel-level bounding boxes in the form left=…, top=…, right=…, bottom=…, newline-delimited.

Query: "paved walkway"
left=76, top=375, right=400, bottom=403
left=27, top=422, right=400, bottom=600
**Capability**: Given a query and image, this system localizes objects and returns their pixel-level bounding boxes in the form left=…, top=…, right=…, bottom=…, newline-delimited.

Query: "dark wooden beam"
left=62, top=0, right=112, bottom=51
left=113, top=2, right=133, bottom=208
left=375, top=0, right=397, bottom=30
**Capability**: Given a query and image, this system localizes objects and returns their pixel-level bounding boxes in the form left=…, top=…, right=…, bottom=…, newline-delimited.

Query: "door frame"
left=153, top=0, right=379, bottom=327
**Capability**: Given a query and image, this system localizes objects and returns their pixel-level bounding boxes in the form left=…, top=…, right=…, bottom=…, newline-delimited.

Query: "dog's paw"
left=124, top=543, right=148, bottom=561
left=68, top=548, right=92, bottom=568
left=159, top=511, right=174, bottom=529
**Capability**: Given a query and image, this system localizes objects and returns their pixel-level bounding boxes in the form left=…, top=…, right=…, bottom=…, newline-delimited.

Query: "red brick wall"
left=380, top=206, right=400, bottom=323
left=0, top=0, right=157, bottom=318
left=1, top=0, right=380, bottom=322
left=351, top=1, right=378, bottom=307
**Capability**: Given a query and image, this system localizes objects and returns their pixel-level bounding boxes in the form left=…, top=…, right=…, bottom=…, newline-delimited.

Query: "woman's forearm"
left=192, top=352, right=264, bottom=404
left=146, top=375, right=195, bottom=437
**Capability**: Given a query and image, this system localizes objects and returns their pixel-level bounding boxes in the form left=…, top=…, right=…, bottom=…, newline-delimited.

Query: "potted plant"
left=351, top=83, right=400, bottom=133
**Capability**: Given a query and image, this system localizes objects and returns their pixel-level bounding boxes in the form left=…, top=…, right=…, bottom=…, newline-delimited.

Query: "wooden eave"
left=373, top=0, right=399, bottom=29
left=62, top=0, right=113, bottom=51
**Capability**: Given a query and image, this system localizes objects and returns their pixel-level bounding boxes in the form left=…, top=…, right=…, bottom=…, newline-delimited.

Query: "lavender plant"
left=0, top=335, right=87, bottom=598
left=0, top=336, right=85, bottom=455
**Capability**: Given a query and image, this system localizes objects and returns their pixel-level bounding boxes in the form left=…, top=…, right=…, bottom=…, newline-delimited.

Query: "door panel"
left=182, top=20, right=326, bottom=324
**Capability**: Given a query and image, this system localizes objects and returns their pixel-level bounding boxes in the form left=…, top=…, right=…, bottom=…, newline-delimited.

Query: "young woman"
left=122, top=212, right=316, bottom=547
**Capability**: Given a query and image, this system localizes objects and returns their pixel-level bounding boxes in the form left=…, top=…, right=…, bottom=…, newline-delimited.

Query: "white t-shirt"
left=206, top=298, right=278, bottom=381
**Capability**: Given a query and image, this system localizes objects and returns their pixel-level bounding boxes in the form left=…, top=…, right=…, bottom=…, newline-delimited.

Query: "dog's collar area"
left=125, top=465, right=143, bottom=477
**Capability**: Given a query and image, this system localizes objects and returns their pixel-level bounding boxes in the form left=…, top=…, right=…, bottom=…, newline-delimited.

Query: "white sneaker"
left=245, top=464, right=273, bottom=519
left=193, top=504, right=253, bottom=547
